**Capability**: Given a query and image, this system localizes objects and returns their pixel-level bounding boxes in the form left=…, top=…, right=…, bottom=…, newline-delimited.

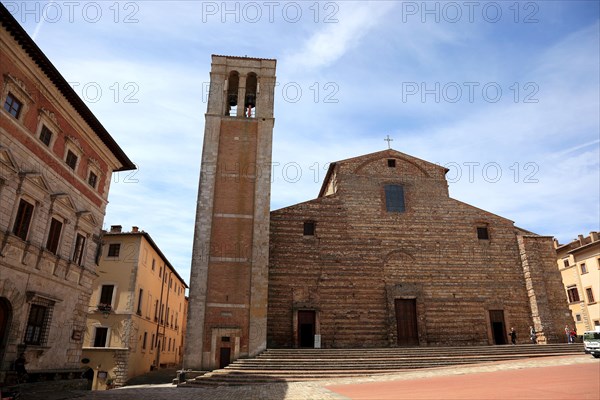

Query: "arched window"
left=226, top=71, right=239, bottom=116
left=245, top=72, right=257, bottom=118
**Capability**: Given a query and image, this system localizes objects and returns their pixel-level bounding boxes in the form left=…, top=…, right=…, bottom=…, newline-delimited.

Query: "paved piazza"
left=62, top=355, right=597, bottom=400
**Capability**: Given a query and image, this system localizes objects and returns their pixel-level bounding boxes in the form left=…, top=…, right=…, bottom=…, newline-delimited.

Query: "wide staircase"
left=183, top=344, right=584, bottom=386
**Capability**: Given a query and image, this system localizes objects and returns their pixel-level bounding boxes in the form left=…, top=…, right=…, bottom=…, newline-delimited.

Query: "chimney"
left=590, top=231, right=599, bottom=242
left=553, top=238, right=559, bottom=248
left=132, top=226, right=139, bottom=233
left=110, top=225, right=122, bottom=233
left=578, top=234, right=585, bottom=245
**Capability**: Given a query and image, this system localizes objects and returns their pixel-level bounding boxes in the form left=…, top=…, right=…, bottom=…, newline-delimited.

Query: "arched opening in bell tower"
left=226, top=71, right=239, bottom=116
left=245, top=72, right=257, bottom=118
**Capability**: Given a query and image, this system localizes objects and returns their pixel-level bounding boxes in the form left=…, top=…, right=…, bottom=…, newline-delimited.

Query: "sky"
left=4, top=0, right=599, bottom=285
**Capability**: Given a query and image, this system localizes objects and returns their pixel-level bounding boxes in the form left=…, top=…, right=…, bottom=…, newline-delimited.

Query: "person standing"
left=565, top=325, right=571, bottom=343
left=529, top=326, right=537, bottom=344
left=509, top=327, right=517, bottom=345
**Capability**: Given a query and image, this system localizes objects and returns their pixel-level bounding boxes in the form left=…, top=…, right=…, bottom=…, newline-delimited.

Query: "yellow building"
left=82, top=226, right=188, bottom=389
left=555, top=232, right=600, bottom=335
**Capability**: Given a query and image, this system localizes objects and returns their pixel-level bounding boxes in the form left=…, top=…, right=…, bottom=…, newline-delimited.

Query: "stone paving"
left=40, top=355, right=598, bottom=400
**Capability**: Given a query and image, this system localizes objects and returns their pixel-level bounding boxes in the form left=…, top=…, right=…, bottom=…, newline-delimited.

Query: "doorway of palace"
left=395, top=298, right=419, bottom=346
left=489, top=310, right=507, bottom=345
left=0, top=298, right=12, bottom=364
left=297, top=310, right=316, bottom=348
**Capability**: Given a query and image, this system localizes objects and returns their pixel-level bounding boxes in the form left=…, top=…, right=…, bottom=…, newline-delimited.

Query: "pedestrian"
left=565, top=325, right=571, bottom=343
left=529, top=326, right=537, bottom=344
left=509, top=327, right=517, bottom=345
left=14, top=352, right=27, bottom=382
left=570, top=328, right=577, bottom=343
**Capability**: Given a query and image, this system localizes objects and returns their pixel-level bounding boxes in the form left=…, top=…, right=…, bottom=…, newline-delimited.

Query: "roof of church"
left=318, top=148, right=448, bottom=198
left=212, top=54, right=277, bottom=62
left=0, top=3, right=135, bottom=172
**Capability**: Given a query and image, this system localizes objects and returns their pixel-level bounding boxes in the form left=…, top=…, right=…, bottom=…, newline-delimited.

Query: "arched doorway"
left=0, top=297, right=12, bottom=364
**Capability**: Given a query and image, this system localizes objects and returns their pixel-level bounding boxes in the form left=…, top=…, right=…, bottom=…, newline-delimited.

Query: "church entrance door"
left=395, top=299, right=418, bottom=346
left=489, top=310, right=507, bottom=345
left=0, top=298, right=11, bottom=364
left=219, top=347, right=231, bottom=369
left=297, top=310, right=315, bottom=348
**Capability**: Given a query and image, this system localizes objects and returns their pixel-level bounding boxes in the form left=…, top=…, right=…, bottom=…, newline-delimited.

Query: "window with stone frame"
left=586, top=287, right=595, bottom=304
left=24, top=298, right=54, bottom=346
left=581, top=263, right=588, bottom=274
left=88, top=171, right=98, bottom=189
left=3, top=92, right=23, bottom=118
left=73, top=233, right=86, bottom=265
left=45, top=217, right=63, bottom=255
left=107, top=243, right=120, bottom=257
left=142, top=332, right=148, bottom=350
left=12, top=199, right=34, bottom=241
left=65, top=149, right=78, bottom=170
left=93, top=327, right=109, bottom=347
left=39, top=125, right=53, bottom=146
left=137, top=288, right=143, bottom=315
left=563, top=258, right=570, bottom=268
left=99, top=285, right=115, bottom=306
left=384, top=184, right=405, bottom=212
left=567, top=286, right=580, bottom=303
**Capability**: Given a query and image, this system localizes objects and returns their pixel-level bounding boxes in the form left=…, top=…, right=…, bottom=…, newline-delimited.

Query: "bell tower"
left=185, top=55, right=276, bottom=370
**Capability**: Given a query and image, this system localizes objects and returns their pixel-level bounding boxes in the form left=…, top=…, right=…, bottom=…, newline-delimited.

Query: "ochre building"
left=555, top=233, right=600, bottom=334
left=0, top=4, right=135, bottom=384
left=82, top=226, right=188, bottom=389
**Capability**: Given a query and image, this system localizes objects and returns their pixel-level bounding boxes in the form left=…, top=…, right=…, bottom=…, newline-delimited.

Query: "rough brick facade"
left=268, top=150, right=572, bottom=348
left=185, top=55, right=276, bottom=370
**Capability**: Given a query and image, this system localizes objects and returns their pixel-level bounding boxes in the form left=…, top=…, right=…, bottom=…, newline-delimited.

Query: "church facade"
left=185, top=55, right=572, bottom=370
left=268, top=150, right=571, bottom=349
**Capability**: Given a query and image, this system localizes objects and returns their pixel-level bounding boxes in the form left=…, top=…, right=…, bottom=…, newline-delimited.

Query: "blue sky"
left=5, top=1, right=599, bottom=284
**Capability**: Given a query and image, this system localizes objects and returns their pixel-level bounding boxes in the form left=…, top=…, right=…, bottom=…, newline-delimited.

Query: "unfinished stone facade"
left=185, top=55, right=276, bottom=370
left=268, top=149, right=572, bottom=348
left=0, top=4, right=134, bottom=383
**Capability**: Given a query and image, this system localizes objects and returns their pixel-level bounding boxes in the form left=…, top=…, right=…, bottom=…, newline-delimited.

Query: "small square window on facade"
left=563, top=259, right=570, bottom=268
left=575, top=314, right=582, bottom=322
left=384, top=184, right=405, bottom=212
left=39, top=125, right=53, bottom=146
left=387, top=159, right=396, bottom=168
left=477, top=227, right=490, bottom=240
left=66, top=150, right=78, bottom=170
left=303, top=221, right=315, bottom=236
left=88, top=171, right=98, bottom=189
left=3, top=92, right=23, bottom=118
left=107, top=243, right=120, bottom=257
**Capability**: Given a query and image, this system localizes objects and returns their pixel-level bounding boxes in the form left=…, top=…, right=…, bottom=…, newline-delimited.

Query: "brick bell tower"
left=184, top=55, right=276, bottom=370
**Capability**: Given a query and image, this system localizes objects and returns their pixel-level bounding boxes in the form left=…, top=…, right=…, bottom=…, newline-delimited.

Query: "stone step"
left=183, top=344, right=584, bottom=387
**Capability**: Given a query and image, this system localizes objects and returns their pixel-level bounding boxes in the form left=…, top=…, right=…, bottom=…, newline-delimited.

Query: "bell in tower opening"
left=226, top=71, right=239, bottom=116
left=245, top=72, right=257, bottom=118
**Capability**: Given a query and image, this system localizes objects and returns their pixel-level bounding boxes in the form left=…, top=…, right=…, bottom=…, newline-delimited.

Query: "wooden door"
left=219, top=347, right=231, bottom=369
left=395, top=299, right=419, bottom=346
left=297, top=310, right=316, bottom=348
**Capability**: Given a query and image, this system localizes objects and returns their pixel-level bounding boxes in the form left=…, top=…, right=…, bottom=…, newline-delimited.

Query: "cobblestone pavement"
left=51, top=355, right=597, bottom=400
